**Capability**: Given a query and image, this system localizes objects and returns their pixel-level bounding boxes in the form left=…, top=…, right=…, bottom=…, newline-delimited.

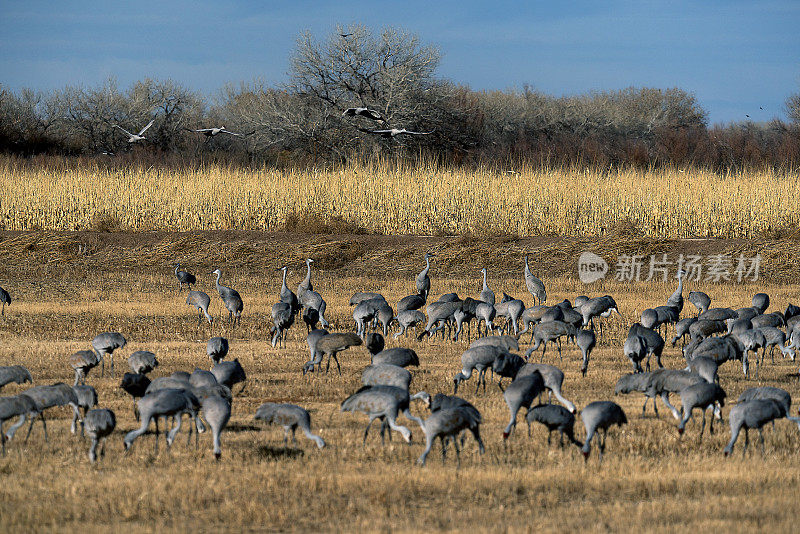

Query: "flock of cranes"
left=110, top=106, right=432, bottom=148
left=1, top=252, right=800, bottom=466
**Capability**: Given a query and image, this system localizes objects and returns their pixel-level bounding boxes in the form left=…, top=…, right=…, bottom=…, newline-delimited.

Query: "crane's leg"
left=699, top=408, right=706, bottom=439
left=540, top=342, right=547, bottom=362
left=557, top=339, right=563, bottom=362
left=742, top=428, right=749, bottom=457
left=417, top=435, right=434, bottom=465
left=453, top=435, right=462, bottom=468
left=758, top=428, right=766, bottom=455
left=1, top=422, right=5, bottom=456
left=291, top=426, right=298, bottom=446
left=154, top=417, right=160, bottom=454
left=363, top=417, right=375, bottom=445
left=334, top=354, right=342, bottom=376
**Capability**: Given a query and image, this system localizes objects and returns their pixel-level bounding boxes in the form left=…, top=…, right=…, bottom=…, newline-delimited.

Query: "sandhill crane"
left=398, top=293, right=426, bottom=313
left=120, top=372, right=150, bottom=420
left=685, top=355, right=719, bottom=384
left=174, top=264, right=196, bottom=291
left=491, top=352, right=526, bottom=390
left=299, top=288, right=330, bottom=329
left=737, top=386, right=791, bottom=415
left=645, top=369, right=706, bottom=420
left=350, top=292, right=385, bottom=306
left=640, top=308, right=659, bottom=330
left=614, top=372, right=658, bottom=416
left=684, top=335, right=742, bottom=366
left=524, top=256, right=546, bottom=305
left=68, top=350, right=98, bottom=386
left=0, top=394, right=36, bottom=455
left=271, top=302, right=297, bottom=348
left=752, top=293, right=770, bottom=314
left=574, top=295, right=589, bottom=308
left=515, top=363, right=577, bottom=413
left=395, top=310, right=425, bottom=338
left=751, top=312, right=784, bottom=330
left=341, top=386, right=413, bottom=444
left=666, top=269, right=686, bottom=312
left=479, top=268, right=495, bottom=306
left=353, top=298, right=384, bottom=337
left=727, top=318, right=753, bottom=335
left=417, top=300, right=461, bottom=341
left=277, top=266, right=300, bottom=313
left=186, top=290, right=213, bottom=325
left=362, top=363, right=412, bottom=390
left=211, top=359, right=246, bottom=392
left=255, top=403, right=326, bottom=449
left=502, top=372, right=545, bottom=439
left=735, top=307, right=759, bottom=321
left=0, top=365, right=32, bottom=390
left=689, top=319, right=726, bottom=342
left=207, top=337, right=229, bottom=366
left=212, top=269, right=243, bottom=326
left=372, top=347, right=419, bottom=368
left=453, top=345, right=506, bottom=394
left=580, top=401, right=627, bottom=461
left=297, top=258, right=314, bottom=299
left=342, top=107, right=386, bottom=122
left=190, top=368, right=218, bottom=389
left=628, top=323, right=665, bottom=370
left=677, top=383, right=726, bottom=437
left=623, top=334, right=648, bottom=373
left=191, top=126, right=244, bottom=137
left=671, top=317, right=698, bottom=347
left=92, top=332, right=126, bottom=377
left=699, top=307, right=737, bottom=322
left=365, top=332, right=384, bottom=356
left=524, top=321, right=575, bottom=362
left=723, top=399, right=785, bottom=456
left=303, top=332, right=362, bottom=375
left=526, top=404, right=582, bottom=448
left=576, top=329, right=596, bottom=376
left=10, top=383, right=80, bottom=443
left=200, top=395, right=231, bottom=459
left=306, top=329, right=330, bottom=365
left=733, top=329, right=766, bottom=377
left=470, top=334, right=520, bottom=352
left=128, top=351, right=158, bottom=375
left=416, top=406, right=485, bottom=466
left=124, top=388, right=205, bottom=454
left=71, top=384, right=98, bottom=436
left=83, top=408, right=115, bottom=463
left=113, top=119, right=154, bottom=143
left=495, top=293, right=525, bottom=336
left=688, top=291, right=711, bottom=315
left=416, top=253, right=434, bottom=299
left=358, top=127, right=434, bottom=138
left=757, top=326, right=792, bottom=363
left=579, top=296, right=623, bottom=340
left=0, top=285, right=10, bottom=315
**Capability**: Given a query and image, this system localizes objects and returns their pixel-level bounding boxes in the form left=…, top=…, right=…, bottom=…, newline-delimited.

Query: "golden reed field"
left=1, top=156, right=799, bottom=238
left=1, top=160, right=800, bottom=532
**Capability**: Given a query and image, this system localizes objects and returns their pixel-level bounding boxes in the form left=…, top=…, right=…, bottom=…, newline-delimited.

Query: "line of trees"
left=2, top=24, right=799, bottom=171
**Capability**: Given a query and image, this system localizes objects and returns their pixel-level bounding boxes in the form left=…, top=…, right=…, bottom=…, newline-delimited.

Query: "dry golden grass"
left=1, top=157, right=799, bottom=238
left=1, top=235, right=800, bottom=532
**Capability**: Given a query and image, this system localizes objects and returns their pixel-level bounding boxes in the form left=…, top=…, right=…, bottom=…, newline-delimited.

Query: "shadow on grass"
left=225, top=423, right=262, bottom=433
left=255, top=445, right=305, bottom=460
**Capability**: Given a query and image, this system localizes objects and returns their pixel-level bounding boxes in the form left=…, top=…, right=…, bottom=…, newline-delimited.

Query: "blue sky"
left=1, top=1, right=798, bottom=125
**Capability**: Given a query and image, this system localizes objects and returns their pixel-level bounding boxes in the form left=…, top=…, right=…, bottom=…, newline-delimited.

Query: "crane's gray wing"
left=402, top=130, right=434, bottom=135
left=220, top=129, right=244, bottom=137
left=113, top=125, right=135, bottom=137
left=137, top=119, right=155, bottom=136
left=358, top=128, right=392, bottom=134
left=193, top=128, right=214, bottom=133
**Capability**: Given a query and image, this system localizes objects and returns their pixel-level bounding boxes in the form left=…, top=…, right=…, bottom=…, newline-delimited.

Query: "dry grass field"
left=1, top=230, right=800, bottom=532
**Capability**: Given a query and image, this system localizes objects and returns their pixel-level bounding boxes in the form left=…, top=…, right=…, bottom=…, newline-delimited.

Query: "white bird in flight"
left=113, top=119, right=155, bottom=143
left=191, top=126, right=245, bottom=138
left=358, top=127, right=434, bottom=138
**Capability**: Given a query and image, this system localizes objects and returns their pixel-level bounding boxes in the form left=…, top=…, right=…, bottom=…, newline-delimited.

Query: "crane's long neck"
left=302, top=262, right=312, bottom=287
left=175, top=265, right=180, bottom=276
left=215, top=271, right=223, bottom=290
left=281, top=268, right=288, bottom=291
left=482, top=270, right=488, bottom=291
left=420, top=257, right=430, bottom=278
left=524, top=256, right=531, bottom=277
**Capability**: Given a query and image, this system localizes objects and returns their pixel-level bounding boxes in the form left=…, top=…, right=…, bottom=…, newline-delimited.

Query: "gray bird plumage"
left=677, top=383, right=726, bottom=437
left=207, top=337, right=229, bottom=366
left=416, top=253, right=434, bottom=299
left=576, top=328, right=596, bottom=376
left=416, top=406, right=484, bottom=466
left=201, top=395, right=231, bottom=459
left=186, top=290, right=213, bottom=325
left=453, top=345, right=506, bottom=394
left=69, top=350, right=99, bottom=386
left=128, top=351, right=158, bottom=375
left=124, top=388, right=205, bottom=453
left=478, top=268, right=495, bottom=306
left=688, top=291, right=711, bottom=315
left=580, top=400, right=627, bottom=461
left=92, top=332, right=126, bottom=377
left=174, top=263, right=196, bottom=291
left=9, top=383, right=81, bottom=443
left=526, top=403, right=582, bottom=448
left=502, top=372, right=545, bottom=439
left=83, top=408, right=116, bottom=463
left=724, top=399, right=785, bottom=456
left=515, top=363, right=577, bottom=413
left=371, top=347, right=419, bottom=368
left=524, top=256, right=546, bottom=305
left=71, top=384, right=98, bottom=436
left=255, top=402, right=325, bottom=449
left=212, top=269, right=243, bottom=326
left=362, top=363, right=412, bottom=390
left=0, top=394, right=36, bottom=455
left=0, top=285, right=10, bottom=315
left=0, top=365, right=32, bottom=390
left=303, top=332, right=362, bottom=375
left=340, top=386, right=413, bottom=445
left=211, top=359, right=246, bottom=393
